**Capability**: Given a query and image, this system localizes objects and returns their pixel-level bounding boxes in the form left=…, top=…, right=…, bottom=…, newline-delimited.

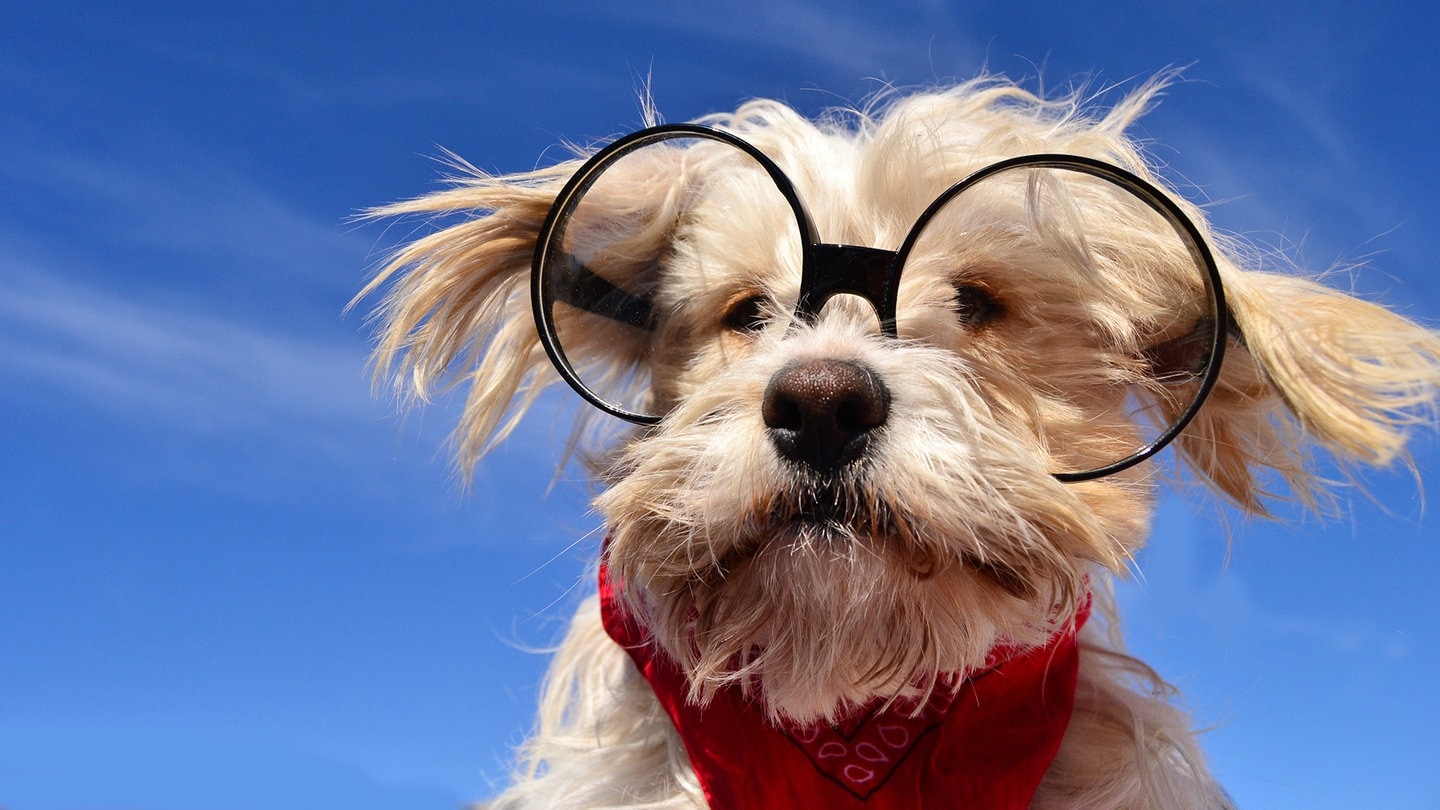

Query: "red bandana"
left=599, top=563, right=1087, bottom=809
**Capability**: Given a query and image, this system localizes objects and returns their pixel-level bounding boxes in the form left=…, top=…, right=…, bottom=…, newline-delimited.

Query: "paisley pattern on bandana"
left=783, top=673, right=962, bottom=799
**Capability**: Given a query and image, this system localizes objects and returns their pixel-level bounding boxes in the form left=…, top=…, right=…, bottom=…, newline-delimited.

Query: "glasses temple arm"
left=551, top=257, right=656, bottom=331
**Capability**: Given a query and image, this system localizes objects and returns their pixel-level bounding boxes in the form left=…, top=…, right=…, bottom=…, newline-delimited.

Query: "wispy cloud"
left=0, top=123, right=566, bottom=506
left=552, top=0, right=985, bottom=95
left=0, top=105, right=387, bottom=439
left=0, top=139, right=369, bottom=294
left=0, top=260, right=373, bottom=435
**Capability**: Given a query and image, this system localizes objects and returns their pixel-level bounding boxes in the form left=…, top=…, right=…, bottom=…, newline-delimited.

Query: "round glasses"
left=531, top=125, right=1231, bottom=481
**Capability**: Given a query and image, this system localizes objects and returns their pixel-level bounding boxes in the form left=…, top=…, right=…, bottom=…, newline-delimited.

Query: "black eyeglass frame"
left=530, top=124, right=1232, bottom=482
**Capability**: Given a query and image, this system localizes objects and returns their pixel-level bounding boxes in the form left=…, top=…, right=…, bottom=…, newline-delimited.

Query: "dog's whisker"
left=514, top=521, right=606, bottom=585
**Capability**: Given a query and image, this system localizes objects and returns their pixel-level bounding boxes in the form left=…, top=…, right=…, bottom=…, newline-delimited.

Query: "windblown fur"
left=360, top=76, right=1440, bottom=809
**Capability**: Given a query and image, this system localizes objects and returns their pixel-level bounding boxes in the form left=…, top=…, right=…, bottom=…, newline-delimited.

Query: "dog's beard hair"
left=676, top=542, right=1044, bottom=724
left=600, top=320, right=1150, bottom=724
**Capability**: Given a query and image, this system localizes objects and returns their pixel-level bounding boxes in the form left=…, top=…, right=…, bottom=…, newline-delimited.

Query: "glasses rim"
left=530, top=124, right=1231, bottom=482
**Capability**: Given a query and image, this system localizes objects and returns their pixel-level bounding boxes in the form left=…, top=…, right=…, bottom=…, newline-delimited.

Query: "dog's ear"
left=357, top=151, right=681, bottom=476
left=358, top=169, right=562, bottom=475
left=357, top=144, right=682, bottom=472
left=1174, top=268, right=1440, bottom=512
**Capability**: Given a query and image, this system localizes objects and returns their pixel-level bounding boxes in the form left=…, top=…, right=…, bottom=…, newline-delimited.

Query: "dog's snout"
left=762, top=359, right=890, bottom=471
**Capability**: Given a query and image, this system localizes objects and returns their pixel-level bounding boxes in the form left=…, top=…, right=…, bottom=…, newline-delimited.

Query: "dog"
left=359, top=77, right=1440, bottom=808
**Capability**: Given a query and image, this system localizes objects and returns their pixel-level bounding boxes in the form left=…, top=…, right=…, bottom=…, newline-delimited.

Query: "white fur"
left=360, top=76, right=1440, bottom=809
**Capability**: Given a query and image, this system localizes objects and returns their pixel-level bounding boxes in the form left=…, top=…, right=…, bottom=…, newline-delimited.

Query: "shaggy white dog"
left=360, top=77, right=1440, bottom=809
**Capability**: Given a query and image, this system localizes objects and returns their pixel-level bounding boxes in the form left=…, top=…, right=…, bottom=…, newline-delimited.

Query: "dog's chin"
left=612, top=501, right=1074, bottom=725
left=749, top=480, right=946, bottom=577
left=758, top=482, right=1040, bottom=596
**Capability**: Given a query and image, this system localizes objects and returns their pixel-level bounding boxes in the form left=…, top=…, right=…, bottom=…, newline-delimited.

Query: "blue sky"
left=2, top=2, right=1437, bottom=808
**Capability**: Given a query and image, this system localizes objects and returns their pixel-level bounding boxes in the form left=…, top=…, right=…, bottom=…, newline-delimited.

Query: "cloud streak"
left=0, top=260, right=372, bottom=436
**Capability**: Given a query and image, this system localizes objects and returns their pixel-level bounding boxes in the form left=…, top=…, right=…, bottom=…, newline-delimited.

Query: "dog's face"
left=544, top=115, right=1223, bottom=722
left=364, top=82, right=1440, bottom=726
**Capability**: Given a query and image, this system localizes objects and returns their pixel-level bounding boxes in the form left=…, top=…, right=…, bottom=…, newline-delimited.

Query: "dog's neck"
left=599, top=561, right=1086, bottom=809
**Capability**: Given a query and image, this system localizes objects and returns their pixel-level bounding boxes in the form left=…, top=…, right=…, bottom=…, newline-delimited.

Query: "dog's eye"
left=722, top=294, right=770, bottom=334
left=951, top=283, right=1002, bottom=327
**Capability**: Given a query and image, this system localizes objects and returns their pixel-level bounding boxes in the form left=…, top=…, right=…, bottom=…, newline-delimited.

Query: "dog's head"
left=362, top=79, right=1440, bottom=723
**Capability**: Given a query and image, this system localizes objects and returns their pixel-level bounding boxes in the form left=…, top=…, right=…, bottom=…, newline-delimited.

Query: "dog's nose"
left=762, top=358, right=890, bottom=471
